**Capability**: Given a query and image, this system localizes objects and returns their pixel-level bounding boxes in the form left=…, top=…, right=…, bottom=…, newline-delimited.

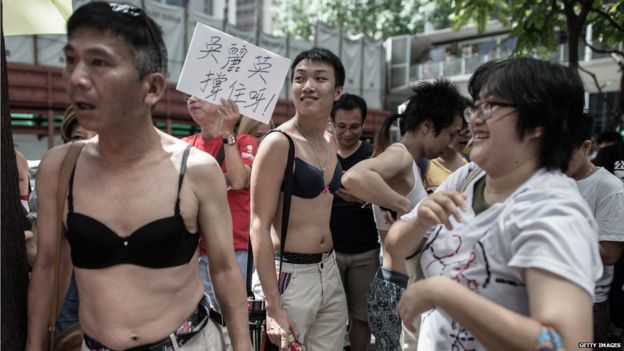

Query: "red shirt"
left=182, top=133, right=257, bottom=253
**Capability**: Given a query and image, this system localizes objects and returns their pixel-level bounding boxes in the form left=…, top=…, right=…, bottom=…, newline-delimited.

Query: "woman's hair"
left=60, top=105, right=79, bottom=143
left=372, top=79, right=467, bottom=157
left=468, top=57, right=585, bottom=172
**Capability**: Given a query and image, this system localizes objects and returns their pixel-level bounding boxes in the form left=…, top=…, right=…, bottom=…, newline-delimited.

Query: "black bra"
left=291, top=157, right=342, bottom=198
left=65, top=145, right=199, bottom=269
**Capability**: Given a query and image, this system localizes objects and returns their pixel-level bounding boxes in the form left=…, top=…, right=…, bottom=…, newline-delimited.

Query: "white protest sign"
left=177, top=23, right=291, bottom=124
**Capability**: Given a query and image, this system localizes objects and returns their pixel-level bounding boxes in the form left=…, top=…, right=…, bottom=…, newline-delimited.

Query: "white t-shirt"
left=411, top=164, right=603, bottom=351
left=576, top=167, right=624, bottom=303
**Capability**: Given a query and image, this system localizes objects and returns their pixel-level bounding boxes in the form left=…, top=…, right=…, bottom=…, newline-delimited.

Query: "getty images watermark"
left=578, top=342, right=622, bottom=348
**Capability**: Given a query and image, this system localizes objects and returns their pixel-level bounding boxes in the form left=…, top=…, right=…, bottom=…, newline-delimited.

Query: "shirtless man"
left=26, top=2, right=250, bottom=350
left=250, top=48, right=348, bottom=350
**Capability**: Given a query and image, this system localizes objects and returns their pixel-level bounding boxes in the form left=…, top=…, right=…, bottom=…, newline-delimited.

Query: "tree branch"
left=578, top=64, right=613, bottom=116
left=591, top=6, right=624, bottom=33
left=582, top=37, right=624, bottom=57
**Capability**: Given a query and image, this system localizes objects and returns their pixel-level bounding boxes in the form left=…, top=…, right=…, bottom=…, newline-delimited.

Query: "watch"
left=223, top=134, right=237, bottom=145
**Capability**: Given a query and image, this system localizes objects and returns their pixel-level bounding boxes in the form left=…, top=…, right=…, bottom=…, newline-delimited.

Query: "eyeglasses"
left=464, top=101, right=517, bottom=123
left=335, top=124, right=362, bottom=133
left=109, top=2, right=162, bottom=74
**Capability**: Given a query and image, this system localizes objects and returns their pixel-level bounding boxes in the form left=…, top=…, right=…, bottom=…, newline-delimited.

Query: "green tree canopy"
left=272, top=0, right=453, bottom=40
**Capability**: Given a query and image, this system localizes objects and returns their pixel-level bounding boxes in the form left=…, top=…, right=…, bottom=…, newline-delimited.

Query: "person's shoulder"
left=258, top=129, right=293, bottom=152
left=360, top=140, right=374, bottom=155
left=592, top=168, right=624, bottom=194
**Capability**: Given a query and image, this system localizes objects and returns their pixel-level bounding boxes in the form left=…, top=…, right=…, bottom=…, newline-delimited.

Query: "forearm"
left=26, top=264, right=55, bottom=351
left=342, top=171, right=409, bottom=212
left=385, top=218, right=427, bottom=259
left=250, top=226, right=282, bottom=313
left=211, top=264, right=252, bottom=351
left=431, top=277, right=573, bottom=351
left=223, top=145, right=250, bottom=190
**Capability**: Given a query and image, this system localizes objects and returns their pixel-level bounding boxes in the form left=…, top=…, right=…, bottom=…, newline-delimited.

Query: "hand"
left=266, top=306, right=300, bottom=351
left=335, top=188, right=362, bottom=203
left=218, top=98, right=242, bottom=134
left=398, top=277, right=447, bottom=332
left=417, top=191, right=467, bottom=230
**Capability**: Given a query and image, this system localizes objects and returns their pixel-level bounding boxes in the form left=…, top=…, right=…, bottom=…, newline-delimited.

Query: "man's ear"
left=525, top=126, right=544, bottom=140
left=581, top=139, right=593, bottom=156
left=144, top=73, right=166, bottom=107
left=334, top=86, right=343, bottom=101
left=421, top=120, right=433, bottom=134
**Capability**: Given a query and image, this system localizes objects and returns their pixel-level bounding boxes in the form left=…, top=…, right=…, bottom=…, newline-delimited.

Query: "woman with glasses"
left=341, top=79, right=466, bottom=350
left=386, top=57, right=602, bottom=351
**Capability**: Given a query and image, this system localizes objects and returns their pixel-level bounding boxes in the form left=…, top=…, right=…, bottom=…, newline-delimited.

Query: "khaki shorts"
left=335, top=248, right=380, bottom=322
left=253, top=251, right=348, bottom=350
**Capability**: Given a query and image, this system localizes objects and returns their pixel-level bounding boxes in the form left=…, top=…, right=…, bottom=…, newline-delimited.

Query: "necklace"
left=581, top=164, right=598, bottom=179
left=294, top=120, right=330, bottom=191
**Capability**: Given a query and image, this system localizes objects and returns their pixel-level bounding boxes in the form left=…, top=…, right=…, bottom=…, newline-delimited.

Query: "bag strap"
left=276, top=131, right=295, bottom=274
left=48, top=142, right=86, bottom=350
left=245, top=130, right=294, bottom=295
left=216, top=143, right=226, bottom=166
left=459, top=163, right=483, bottom=193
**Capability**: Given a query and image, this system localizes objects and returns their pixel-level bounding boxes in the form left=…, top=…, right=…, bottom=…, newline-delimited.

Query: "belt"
left=275, top=248, right=334, bottom=264
left=84, top=297, right=210, bottom=351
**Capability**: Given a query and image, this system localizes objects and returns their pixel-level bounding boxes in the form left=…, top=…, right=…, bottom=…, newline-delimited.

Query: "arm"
left=341, top=145, right=413, bottom=213
left=385, top=191, right=467, bottom=259
left=15, top=148, right=30, bottom=197
left=600, top=241, right=624, bottom=266
left=595, top=192, right=624, bottom=265
left=218, top=99, right=252, bottom=190
left=192, top=150, right=251, bottom=351
left=399, top=268, right=592, bottom=350
left=26, top=146, right=69, bottom=351
left=249, top=132, right=299, bottom=347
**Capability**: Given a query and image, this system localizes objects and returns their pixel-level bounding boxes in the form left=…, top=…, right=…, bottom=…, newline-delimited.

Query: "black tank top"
left=65, top=145, right=199, bottom=269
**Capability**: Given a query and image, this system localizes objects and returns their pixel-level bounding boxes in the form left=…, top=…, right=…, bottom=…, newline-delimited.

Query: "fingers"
left=419, top=191, right=466, bottom=230
left=218, top=98, right=240, bottom=118
left=289, top=319, right=300, bottom=342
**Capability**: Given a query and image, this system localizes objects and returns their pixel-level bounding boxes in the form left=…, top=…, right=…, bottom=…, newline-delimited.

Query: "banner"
left=259, top=32, right=288, bottom=99
left=227, top=24, right=256, bottom=46
left=316, top=22, right=339, bottom=56
left=362, top=38, right=383, bottom=109
left=342, top=34, right=363, bottom=95
left=4, top=36, right=35, bottom=63
left=145, top=0, right=185, bottom=82
left=37, top=34, right=66, bottom=67
left=178, top=23, right=291, bottom=124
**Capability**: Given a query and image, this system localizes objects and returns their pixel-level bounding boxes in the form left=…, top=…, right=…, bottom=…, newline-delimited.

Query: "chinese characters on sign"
left=178, top=23, right=291, bottom=123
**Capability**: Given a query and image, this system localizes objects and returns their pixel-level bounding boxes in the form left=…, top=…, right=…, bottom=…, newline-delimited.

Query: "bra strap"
left=175, top=145, right=192, bottom=215
left=67, top=164, right=78, bottom=212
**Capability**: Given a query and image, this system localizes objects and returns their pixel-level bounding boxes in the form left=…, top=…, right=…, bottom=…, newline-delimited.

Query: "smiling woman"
left=385, top=57, right=603, bottom=351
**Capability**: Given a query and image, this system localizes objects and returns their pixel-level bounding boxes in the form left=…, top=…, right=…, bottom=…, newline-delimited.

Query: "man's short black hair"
left=468, top=57, right=585, bottom=172
left=571, top=112, right=594, bottom=148
left=291, top=47, right=345, bottom=88
left=331, top=93, right=367, bottom=122
left=67, top=1, right=168, bottom=78
left=597, top=131, right=623, bottom=145
left=402, top=79, right=467, bottom=136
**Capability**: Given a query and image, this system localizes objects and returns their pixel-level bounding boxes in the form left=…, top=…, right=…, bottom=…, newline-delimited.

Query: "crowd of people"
left=16, top=2, right=623, bottom=351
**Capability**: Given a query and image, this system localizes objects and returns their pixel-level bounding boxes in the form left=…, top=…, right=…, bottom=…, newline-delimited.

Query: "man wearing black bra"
left=25, top=2, right=251, bottom=350
left=250, top=48, right=348, bottom=350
